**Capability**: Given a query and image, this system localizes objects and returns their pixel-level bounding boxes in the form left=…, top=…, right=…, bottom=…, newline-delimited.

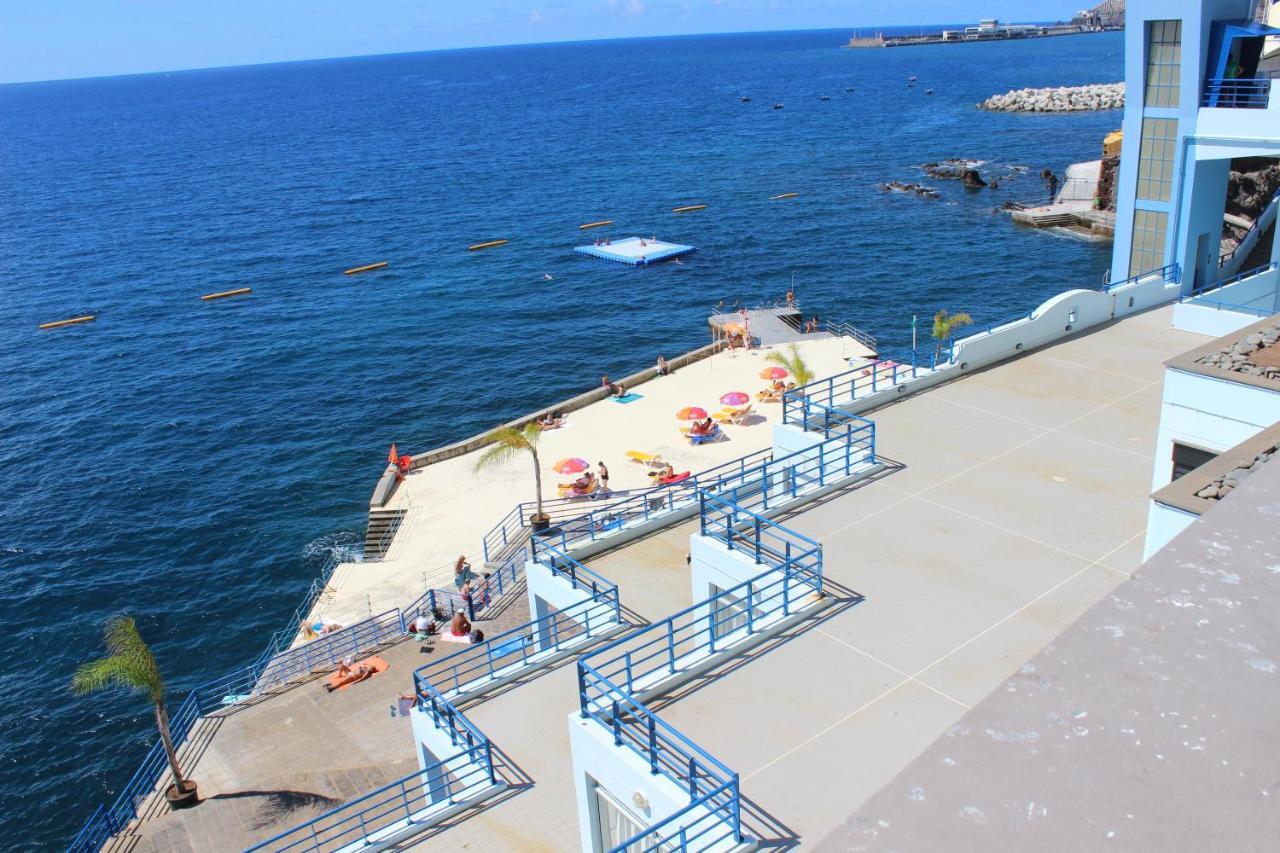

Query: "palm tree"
left=73, top=617, right=196, bottom=804
left=765, top=343, right=815, bottom=386
left=931, top=309, right=973, bottom=340
left=475, top=423, right=548, bottom=526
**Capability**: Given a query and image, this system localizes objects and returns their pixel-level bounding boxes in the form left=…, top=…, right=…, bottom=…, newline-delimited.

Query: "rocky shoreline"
left=979, top=83, right=1124, bottom=112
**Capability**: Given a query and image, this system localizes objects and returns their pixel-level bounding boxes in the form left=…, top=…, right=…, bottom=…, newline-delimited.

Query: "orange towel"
left=326, top=655, right=389, bottom=691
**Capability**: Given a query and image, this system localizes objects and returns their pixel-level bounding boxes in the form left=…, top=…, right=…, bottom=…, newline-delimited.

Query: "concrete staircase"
left=363, top=508, right=407, bottom=560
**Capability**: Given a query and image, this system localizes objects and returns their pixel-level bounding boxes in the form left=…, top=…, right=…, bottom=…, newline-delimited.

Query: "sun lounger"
left=659, top=471, right=692, bottom=485
left=687, top=426, right=722, bottom=446
left=626, top=450, right=667, bottom=469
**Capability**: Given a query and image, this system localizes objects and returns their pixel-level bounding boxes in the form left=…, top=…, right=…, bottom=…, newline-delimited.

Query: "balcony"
left=1201, top=74, right=1277, bottom=109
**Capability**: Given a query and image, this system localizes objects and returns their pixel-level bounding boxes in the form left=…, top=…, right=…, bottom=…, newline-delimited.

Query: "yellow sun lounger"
left=626, top=450, right=667, bottom=468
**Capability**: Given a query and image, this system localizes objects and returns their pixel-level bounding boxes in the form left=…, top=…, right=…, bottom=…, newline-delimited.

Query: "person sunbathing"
left=539, top=412, right=562, bottom=429
left=573, top=471, right=595, bottom=491
left=325, top=658, right=373, bottom=692
left=450, top=611, right=471, bottom=637
left=658, top=462, right=675, bottom=480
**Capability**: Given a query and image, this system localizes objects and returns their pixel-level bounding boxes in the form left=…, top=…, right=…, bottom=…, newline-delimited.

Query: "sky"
left=0, top=1, right=1089, bottom=84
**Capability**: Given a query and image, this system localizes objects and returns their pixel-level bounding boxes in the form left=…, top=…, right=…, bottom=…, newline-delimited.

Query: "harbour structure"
left=72, top=2, right=1280, bottom=850
left=846, top=19, right=1095, bottom=49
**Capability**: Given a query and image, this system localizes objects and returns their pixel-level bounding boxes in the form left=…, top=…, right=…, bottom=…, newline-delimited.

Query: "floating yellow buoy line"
left=672, top=204, right=707, bottom=214
left=344, top=261, right=388, bottom=275
left=39, top=315, right=96, bottom=330
left=469, top=239, right=509, bottom=251
left=770, top=192, right=799, bottom=200
left=579, top=220, right=613, bottom=230
left=201, top=288, right=252, bottom=301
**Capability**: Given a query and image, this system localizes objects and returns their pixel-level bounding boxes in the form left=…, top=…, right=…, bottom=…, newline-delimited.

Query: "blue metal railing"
left=246, top=746, right=490, bottom=852
left=1202, top=76, right=1274, bottom=109
left=781, top=337, right=959, bottom=430
left=413, top=585, right=620, bottom=699
left=247, top=683, right=497, bottom=853
left=1102, top=262, right=1181, bottom=293
left=1177, top=296, right=1273, bottom=318
left=481, top=448, right=775, bottom=562
left=1189, top=260, right=1279, bottom=299
left=575, top=495, right=823, bottom=850
left=611, top=782, right=742, bottom=853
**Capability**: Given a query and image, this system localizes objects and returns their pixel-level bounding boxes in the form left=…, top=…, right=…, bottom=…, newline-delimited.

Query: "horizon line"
left=0, top=19, right=1078, bottom=87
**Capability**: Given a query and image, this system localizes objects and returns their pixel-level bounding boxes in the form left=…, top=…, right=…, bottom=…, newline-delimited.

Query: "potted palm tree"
left=72, top=617, right=199, bottom=809
left=475, top=423, right=551, bottom=532
left=765, top=343, right=815, bottom=387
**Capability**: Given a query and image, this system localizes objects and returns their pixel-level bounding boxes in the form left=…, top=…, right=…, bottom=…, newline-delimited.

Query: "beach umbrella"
left=722, top=322, right=744, bottom=335
left=676, top=406, right=708, bottom=421
left=553, top=457, right=590, bottom=474
left=760, top=366, right=788, bottom=380
left=720, top=391, right=749, bottom=406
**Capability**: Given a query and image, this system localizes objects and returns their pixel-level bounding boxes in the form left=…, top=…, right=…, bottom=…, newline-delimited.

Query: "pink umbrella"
left=676, top=406, right=708, bottom=421
left=553, top=457, right=590, bottom=474
left=720, top=391, right=749, bottom=406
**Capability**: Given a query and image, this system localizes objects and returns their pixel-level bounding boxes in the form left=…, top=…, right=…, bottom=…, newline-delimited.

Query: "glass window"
left=1136, top=117, right=1178, bottom=202
left=1129, top=209, right=1170, bottom=277
left=1172, top=442, right=1216, bottom=481
left=1145, top=20, right=1181, bottom=107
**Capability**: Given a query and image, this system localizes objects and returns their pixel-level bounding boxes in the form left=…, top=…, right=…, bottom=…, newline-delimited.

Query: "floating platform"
left=39, top=315, right=95, bottom=330
left=575, top=237, right=695, bottom=266
left=344, top=261, right=388, bottom=275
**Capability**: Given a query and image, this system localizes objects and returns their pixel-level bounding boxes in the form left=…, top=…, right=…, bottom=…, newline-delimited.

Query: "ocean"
left=0, top=27, right=1123, bottom=846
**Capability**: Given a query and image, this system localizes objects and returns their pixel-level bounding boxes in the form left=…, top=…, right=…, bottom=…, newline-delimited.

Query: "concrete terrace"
left=320, top=336, right=873, bottom=623
left=405, top=305, right=1204, bottom=850
left=118, top=591, right=534, bottom=853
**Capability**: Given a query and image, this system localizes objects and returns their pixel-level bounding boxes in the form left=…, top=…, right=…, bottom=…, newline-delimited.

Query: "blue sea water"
left=0, top=28, right=1123, bottom=847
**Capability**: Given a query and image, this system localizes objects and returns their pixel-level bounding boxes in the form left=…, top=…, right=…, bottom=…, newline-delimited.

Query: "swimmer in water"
left=543, top=273, right=554, bottom=281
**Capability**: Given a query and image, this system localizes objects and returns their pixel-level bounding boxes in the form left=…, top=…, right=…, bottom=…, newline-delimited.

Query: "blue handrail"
left=1202, top=76, right=1273, bottom=109
left=610, top=782, right=741, bottom=853
left=247, top=684, right=497, bottom=852
left=1190, top=260, right=1279, bottom=300
left=1102, top=262, right=1180, bottom=293
left=413, top=586, right=620, bottom=699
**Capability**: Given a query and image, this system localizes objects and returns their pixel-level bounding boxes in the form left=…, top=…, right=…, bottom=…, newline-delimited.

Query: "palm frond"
left=473, top=425, right=541, bottom=473
left=72, top=617, right=165, bottom=700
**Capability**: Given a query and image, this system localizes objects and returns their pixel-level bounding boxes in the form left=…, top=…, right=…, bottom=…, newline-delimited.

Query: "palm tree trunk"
left=531, top=447, right=544, bottom=519
left=154, top=698, right=187, bottom=792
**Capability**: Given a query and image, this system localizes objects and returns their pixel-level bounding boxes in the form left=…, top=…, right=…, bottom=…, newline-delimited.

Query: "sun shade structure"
left=676, top=406, right=708, bottom=421
left=760, top=366, right=788, bottom=380
left=720, top=391, right=749, bottom=406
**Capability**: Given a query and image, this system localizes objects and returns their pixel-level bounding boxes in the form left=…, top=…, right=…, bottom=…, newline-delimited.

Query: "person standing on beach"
left=598, top=461, right=610, bottom=493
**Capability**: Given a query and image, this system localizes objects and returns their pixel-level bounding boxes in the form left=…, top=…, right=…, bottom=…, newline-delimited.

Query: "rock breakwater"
left=979, top=83, right=1124, bottom=112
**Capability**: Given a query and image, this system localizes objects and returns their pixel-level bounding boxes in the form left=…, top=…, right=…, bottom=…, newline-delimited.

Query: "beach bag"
left=470, top=629, right=485, bottom=644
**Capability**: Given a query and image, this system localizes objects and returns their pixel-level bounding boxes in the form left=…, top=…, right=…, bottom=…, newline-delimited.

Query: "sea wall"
left=405, top=339, right=724, bottom=472
left=979, top=82, right=1124, bottom=112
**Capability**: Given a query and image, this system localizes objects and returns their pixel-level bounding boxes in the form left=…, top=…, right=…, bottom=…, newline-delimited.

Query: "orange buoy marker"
left=469, top=239, right=509, bottom=251
left=201, top=288, right=252, bottom=301
left=344, top=261, right=388, bottom=275
left=579, top=220, right=614, bottom=230
left=672, top=204, right=707, bottom=213
left=770, top=192, right=799, bottom=200
left=39, top=315, right=96, bottom=330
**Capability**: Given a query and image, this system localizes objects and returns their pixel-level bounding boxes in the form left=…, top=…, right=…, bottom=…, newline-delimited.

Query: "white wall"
left=1172, top=302, right=1268, bottom=337
left=689, top=533, right=773, bottom=605
left=1144, top=500, right=1200, bottom=560
left=569, top=710, right=712, bottom=853
left=526, top=557, right=610, bottom=651
left=1150, top=368, right=1280, bottom=491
